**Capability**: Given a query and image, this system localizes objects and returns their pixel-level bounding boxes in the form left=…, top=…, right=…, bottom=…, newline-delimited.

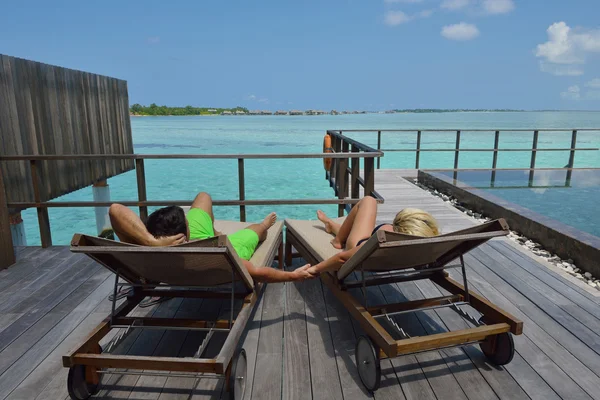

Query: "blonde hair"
left=392, top=208, right=440, bottom=237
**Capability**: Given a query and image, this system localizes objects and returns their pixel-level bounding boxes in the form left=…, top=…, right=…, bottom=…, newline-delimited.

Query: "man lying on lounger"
left=108, top=192, right=314, bottom=282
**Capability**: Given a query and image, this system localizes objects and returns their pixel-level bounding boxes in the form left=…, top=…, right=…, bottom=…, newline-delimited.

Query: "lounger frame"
left=285, top=219, right=523, bottom=360
left=63, top=232, right=282, bottom=387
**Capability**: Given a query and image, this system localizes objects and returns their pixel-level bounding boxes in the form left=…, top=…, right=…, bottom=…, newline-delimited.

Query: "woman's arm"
left=108, top=204, right=186, bottom=246
left=243, top=260, right=315, bottom=283
left=306, top=245, right=361, bottom=276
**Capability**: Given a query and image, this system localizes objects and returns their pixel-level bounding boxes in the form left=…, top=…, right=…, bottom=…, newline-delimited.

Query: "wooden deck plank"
left=470, top=248, right=600, bottom=356
left=493, top=241, right=600, bottom=305
left=481, top=244, right=600, bottom=331
left=394, top=281, right=501, bottom=400
left=445, top=260, right=600, bottom=400
left=238, top=285, right=265, bottom=400
left=250, top=282, right=286, bottom=400
left=282, top=262, right=313, bottom=400
left=0, top=261, right=105, bottom=374
left=0, top=267, right=113, bottom=399
left=301, top=275, right=344, bottom=400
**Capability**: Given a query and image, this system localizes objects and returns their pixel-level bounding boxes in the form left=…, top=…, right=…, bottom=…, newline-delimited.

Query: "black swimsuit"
left=356, top=223, right=387, bottom=247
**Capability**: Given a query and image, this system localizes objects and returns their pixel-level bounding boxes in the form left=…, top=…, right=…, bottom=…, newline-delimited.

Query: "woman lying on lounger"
left=109, top=192, right=314, bottom=283
left=307, top=196, right=440, bottom=276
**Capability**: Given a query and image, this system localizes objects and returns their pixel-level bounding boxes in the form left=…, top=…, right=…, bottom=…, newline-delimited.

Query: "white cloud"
left=561, top=85, right=581, bottom=101
left=441, top=0, right=470, bottom=10
left=384, top=11, right=412, bottom=26
left=481, top=0, right=514, bottom=15
left=441, top=22, right=480, bottom=41
left=585, top=78, right=600, bottom=88
left=535, top=22, right=600, bottom=75
left=246, top=94, right=257, bottom=100
left=258, top=98, right=269, bottom=103
left=147, top=36, right=160, bottom=44
left=383, top=9, right=433, bottom=26
left=539, top=62, right=584, bottom=76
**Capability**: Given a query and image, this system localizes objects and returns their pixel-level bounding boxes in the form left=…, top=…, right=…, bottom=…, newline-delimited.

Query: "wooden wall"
left=0, top=54, right=134, bottom=207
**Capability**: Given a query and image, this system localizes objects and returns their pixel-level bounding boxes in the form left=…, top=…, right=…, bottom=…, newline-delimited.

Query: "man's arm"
left=109, top=204, right=186, bottom=246
left=242, top=260, right=314, bottom=283
left=306, top=246, right=360, bottom=276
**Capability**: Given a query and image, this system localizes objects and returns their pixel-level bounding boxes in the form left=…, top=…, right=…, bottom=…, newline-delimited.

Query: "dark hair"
left=146, top=206, right=187, bottom=238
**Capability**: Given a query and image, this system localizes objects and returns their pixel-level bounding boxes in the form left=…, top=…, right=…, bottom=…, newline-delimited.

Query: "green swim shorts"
left=186, top=208, right=259, bottom=261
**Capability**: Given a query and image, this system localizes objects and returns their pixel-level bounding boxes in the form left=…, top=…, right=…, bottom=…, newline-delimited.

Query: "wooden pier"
left=1, top=170, right=600, bottom=399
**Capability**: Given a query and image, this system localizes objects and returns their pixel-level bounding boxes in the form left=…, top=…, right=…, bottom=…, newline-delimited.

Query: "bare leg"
left=246, top=212, right=277, bottom=242
left=191, top=192, right=224, bottom=235
left=191, top=192, right=215, bottom=222
left=317, top=197, right=377, bottom=250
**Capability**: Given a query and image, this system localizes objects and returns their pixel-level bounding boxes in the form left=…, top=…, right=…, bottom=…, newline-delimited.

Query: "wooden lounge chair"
left=63, top=220, right=283, bottom=400
left=284, top=217, right=523, bottom=392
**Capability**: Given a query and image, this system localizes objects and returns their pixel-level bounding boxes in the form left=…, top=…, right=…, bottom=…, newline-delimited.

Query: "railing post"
left=415, top=130, right=421, bottom=169
left=238, top=158, right=246, bottom=222
left=566, top=129, right=578, bottom=185
left=0, top=163, right=15, bottom=269
left=377, top=130, right=382, bottom=169
left=364, top=157, right=375, bottom=198
left=30, top=160, right=52, bottom=248
left=338, top=141, right=350, bottom=216
left=453, top=130, right=461, bottom=180
left=135, top=158, right=148, bottom=223
left=529, top=130, right=539, bottom=186
left=491, top=130, right=500, bottom=187
left=351, top=145, right=360, bottom=201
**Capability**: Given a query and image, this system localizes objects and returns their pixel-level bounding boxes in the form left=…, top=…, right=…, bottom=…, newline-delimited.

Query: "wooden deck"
left=2, top=169, right=600, bottom=399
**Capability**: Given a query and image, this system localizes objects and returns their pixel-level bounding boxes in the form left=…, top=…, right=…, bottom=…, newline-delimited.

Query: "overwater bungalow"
left=275, top=110, right=288, bottom=115
left=289, top=110, right=304, bottom=115
left=330, top=109, right=339, bottom=115
left=260, top=110, right=273, bottom=115
left=221, top=110, right=232, bottom=115
left=235, top=110, right=246, bottom=115
left=248, top=110, right=260, bottom=115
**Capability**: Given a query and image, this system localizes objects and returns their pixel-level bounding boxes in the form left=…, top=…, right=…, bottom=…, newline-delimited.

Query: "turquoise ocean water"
left=21, top=112, right=600, bottom=245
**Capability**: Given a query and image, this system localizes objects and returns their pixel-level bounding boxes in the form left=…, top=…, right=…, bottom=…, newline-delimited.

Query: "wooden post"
left=351, top=145, right=360, bottom=201
left=0, top=164, right=15, bottom=269
left=566, top=130, right=577, bottom=185
left=528, top=130, right=539, bottom=186
left=30, top=160, right=52, bottom=248
left=453, top=130, right=461, bottom=181
left=238, top=158, right=246, bottom=222
left=491, top=130, right=500, bottom=187
left=135, top=159, right=148, bottom=223
left=377, top=131, right=382, bottom=169
left=364, top=157, right=375, bottom=198
left=338, top=141, right=349, bottom=217
left=415, top=130, right=421, bottom=169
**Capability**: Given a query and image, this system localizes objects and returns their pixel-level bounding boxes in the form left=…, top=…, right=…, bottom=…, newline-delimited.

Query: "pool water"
left=433, top=169, right=600, bottom=238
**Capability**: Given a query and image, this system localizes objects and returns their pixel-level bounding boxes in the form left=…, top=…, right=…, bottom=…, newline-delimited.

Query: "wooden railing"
left=330, top=129, right=600, bottom=180
left=0, top=141, right=383, bottom=252
left=326, top=131, right=384, bottom=217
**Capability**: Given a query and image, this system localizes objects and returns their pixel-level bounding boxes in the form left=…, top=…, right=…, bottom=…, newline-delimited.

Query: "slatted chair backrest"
left=70, top=234, right=254, bottom=289
left=336, top=219, right=509, bottom=281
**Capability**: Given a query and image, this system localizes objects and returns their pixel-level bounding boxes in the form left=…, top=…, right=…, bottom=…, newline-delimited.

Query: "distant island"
left=390, top=109, right=525, bottom=113
left=130, top=104, right=248, bottom=116
left=129, top=105, right=543, bottom=116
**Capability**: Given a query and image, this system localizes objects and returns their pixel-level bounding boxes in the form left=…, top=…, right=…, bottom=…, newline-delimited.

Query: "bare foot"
left=317, top=210, right=343, bottom=249
left=330, top=238, right=343, bottom=249
left=317, top=210, right=333, bottom=233
left=261, top=212, right=277, bottom=229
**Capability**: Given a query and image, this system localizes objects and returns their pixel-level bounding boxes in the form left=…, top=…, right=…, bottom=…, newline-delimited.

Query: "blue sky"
left=1, top=0, right=599, bottom=110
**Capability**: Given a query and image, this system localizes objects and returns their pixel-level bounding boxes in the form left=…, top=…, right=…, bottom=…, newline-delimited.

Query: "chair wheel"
left=355, top=335, right=381, bottom=392
left=480, top=332, right=515, bottom=366
left=67, top=365, right=99, bottom=400
left=228, top=348, right=247, bottom=400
